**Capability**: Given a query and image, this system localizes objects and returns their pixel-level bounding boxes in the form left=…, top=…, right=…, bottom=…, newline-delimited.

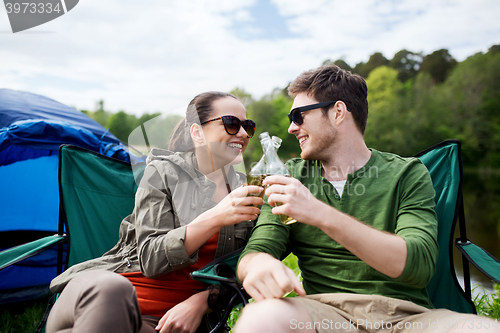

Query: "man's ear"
left=333, top=101, right=348, bottom=126
left=190, top=123, right=205, bottom=146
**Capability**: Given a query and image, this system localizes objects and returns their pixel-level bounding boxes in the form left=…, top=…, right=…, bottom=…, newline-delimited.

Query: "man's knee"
left=234, top=298, right=314, bottom=333
left=242, top=299, right=288, bottom=320
left=235, top=299, right=288, bottom=332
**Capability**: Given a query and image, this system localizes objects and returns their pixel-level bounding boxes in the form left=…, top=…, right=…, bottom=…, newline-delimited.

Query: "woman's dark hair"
left=168, top=91, right=238, bottom=151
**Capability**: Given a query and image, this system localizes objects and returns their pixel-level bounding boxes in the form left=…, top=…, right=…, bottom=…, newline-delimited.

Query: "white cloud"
left=1, top=0, right=499, bottom=116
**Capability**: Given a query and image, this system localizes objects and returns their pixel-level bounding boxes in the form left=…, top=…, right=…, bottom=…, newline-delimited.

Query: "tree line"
left=83, top=45, right=500, bottom=169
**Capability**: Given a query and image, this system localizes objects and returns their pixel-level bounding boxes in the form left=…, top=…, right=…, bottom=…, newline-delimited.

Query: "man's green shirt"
left=240, top=149, right=439, bottom=309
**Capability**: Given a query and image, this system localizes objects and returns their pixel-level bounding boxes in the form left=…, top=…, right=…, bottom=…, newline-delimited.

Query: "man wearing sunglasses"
left=234, top=65, right=495, bottom=333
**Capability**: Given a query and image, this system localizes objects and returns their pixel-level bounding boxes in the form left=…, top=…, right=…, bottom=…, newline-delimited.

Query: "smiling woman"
left=45, top=91, right=264, bottom=333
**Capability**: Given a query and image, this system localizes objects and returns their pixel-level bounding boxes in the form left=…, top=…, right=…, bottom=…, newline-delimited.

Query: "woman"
left=46, top=91, right=263, bottom=333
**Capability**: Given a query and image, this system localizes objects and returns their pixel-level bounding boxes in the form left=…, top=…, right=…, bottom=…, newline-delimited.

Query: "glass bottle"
left=247, top=139, right=268, bottom=194
left=251, top=132, right=296, bottom=224
left=247, top=134, right=280, bottom=199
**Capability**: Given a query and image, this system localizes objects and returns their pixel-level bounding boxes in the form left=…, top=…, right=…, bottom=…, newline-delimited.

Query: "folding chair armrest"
left=191, top=263, right=249, bottom=307
left=0, top=234, right=67, bottom=271
left=191, top=248, right=252, bottom=333
left=455, top=238, right=500, bottom=284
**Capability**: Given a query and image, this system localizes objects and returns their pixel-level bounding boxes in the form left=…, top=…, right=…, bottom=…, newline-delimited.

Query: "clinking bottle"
left=248, top=132, right=296, bottom=224
left=248, top=133, right=282, bottom=186
left=247, top=133, right=280, bottom=200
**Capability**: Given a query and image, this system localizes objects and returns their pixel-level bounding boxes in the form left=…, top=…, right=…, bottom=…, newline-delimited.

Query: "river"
left=453, top=169, right=500, bottom=292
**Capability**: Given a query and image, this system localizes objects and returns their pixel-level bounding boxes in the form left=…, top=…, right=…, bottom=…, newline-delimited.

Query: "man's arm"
left=263, top=175, right=407, bottom=278
left=303, top=198, right=407, bottom=278
left=236, top=193, right=304, bottom=301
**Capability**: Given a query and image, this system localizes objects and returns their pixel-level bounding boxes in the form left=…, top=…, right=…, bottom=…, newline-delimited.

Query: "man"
left=234, top=65, right=497, bottom=333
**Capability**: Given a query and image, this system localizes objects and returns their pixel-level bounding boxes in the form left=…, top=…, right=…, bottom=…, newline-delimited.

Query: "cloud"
left=1, top=0, right=499, bottom=116
left=272, top=0, right=500, bottom=63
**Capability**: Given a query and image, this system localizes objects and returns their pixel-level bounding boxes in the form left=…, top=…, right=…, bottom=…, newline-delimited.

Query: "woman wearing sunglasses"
left=47, top=91, right=263, bottom=333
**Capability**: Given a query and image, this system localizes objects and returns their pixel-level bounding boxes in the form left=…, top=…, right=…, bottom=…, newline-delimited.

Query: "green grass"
left=473, top=283, right=500, bottom=319
left=3, top=255, right=500, bottom=333
left=0, top=295, right=51, bottom=333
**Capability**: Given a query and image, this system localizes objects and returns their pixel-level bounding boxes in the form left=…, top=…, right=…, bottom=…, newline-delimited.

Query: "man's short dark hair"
left=288, top=65, right=368, bottom=134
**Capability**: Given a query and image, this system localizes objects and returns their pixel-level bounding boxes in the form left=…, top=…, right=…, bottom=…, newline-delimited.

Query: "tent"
left=0, top=88, right=135, bottom=303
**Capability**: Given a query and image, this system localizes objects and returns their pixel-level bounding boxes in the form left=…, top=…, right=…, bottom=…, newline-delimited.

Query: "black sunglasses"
left=201, top=115, right=256, bottom=138
left=288, top=100, right=349, bottom=125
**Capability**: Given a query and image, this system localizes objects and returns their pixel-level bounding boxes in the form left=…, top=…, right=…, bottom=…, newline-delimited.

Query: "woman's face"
left=199, top=97, right=250, bottom=168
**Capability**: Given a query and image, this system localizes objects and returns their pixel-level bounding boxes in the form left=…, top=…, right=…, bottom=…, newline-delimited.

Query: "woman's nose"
left=237, top=126, right=249, bottom=138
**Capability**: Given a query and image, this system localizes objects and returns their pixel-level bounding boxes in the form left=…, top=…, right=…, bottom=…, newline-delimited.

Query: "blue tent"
left=0, top=88, right=132, bottom=303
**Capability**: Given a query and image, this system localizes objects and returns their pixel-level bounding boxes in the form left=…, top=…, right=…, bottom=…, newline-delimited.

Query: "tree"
left=354, top=52, right=390, bottom=78
left=88, top=100, right=112, bottom=127
left=389, top=49, right=423, bottom=82
left=352, top=61, right=365, bottom=76
left=136, top=112, right=161, bottom=128
left=438, top=51, right=500, bottom=166
left=419, top=49, right=457, bottom=83
left=106, top=111, right=136, bottom=143
left=130, top=113, right=183, bottom=151
left=489, top=45, right=500, bottom=53
left=335, top=59, right=352, bottom=72
left=230, top=87, right=254, bottom=107
left=364, top=66, right=405, bottom=153
left=321, top=59, right=353, bottom=72
left=243, top=89, right=298, bottom=170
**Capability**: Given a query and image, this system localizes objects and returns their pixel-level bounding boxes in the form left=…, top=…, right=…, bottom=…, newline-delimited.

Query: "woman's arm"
left=184, top=185, right=263, bottom=255
left=134, top=165, right=263, bottom=278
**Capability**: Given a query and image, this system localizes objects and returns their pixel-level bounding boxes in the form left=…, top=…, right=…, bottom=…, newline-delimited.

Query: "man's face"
left=288, top=92, right=336, bottom=161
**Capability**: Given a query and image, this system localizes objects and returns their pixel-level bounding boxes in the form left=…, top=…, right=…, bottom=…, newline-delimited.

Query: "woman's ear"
left=190, top=123, right=205, bottom=146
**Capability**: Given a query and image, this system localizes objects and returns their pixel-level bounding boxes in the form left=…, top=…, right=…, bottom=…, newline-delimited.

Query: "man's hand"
left=263, top=175, right=325, bottom=226
left=238, top=252, right=305, bottom=302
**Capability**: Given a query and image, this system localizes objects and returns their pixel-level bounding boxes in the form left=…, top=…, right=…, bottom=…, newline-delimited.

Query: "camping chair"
left=20, top=144, right=239, bottom=333
left=415, top=139, right=500, bottom=313
left=25, top=144, right=141, bottom=332
left=0, top=88, right=133, bottom=304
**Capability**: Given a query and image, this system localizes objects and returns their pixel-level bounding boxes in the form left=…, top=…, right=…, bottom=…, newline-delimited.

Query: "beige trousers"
left=46, top=270, right=155, bottom=333
left=287, top=293, right=494, bottom=333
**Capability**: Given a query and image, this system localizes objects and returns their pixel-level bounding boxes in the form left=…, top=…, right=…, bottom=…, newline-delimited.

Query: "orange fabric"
left=121, top=231, right=219, bottom=317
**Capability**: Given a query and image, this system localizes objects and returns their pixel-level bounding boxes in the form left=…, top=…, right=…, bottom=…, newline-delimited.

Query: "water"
left=453, top=169, right=500, bottom=290
left=456, top=274, right=495, bottom=302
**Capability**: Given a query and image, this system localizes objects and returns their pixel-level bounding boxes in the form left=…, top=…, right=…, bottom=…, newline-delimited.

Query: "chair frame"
left=414, top=140, right=474, bottom=306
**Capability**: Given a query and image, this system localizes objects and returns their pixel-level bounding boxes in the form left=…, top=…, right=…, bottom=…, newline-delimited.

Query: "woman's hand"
left=197, top=185, right=264, bottom=228
left=185, top=185, right=263, bottom=256
left=155, top=290, right=210, bottom=333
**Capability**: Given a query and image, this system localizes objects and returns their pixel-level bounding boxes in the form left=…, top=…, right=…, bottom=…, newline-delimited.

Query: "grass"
left=473, top=283, right=500, bottom=319
left=0, top=295, right=51, bottom=333
left=3, top=255, right=500, bottom=333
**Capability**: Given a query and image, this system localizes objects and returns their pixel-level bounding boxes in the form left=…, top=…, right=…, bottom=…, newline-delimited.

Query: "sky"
left=1, top=0, right=499, bottom=116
